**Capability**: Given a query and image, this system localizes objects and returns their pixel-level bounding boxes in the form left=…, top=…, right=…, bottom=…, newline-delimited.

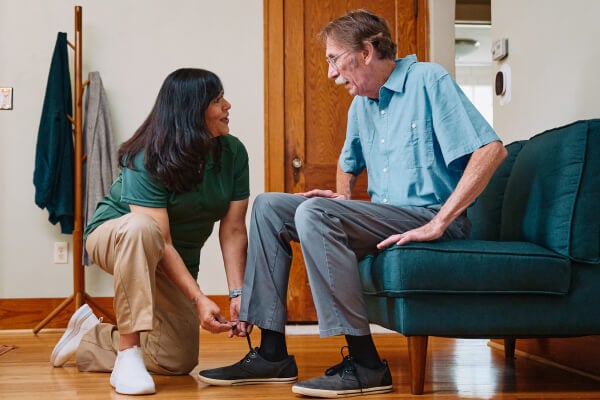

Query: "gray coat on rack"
left=83, top=71, right=119, bottom=265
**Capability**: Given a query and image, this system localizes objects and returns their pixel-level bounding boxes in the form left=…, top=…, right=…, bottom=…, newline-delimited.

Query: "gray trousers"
left=239, top=193, right=470, bottom=338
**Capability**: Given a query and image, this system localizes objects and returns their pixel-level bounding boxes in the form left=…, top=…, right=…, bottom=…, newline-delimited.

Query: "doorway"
left=455, top=0, right=493, bottom=125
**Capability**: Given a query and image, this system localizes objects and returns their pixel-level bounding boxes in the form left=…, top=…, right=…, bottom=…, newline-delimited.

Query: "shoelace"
left=239, top=331, right=257, bottom=364
left=245, top=331, right=253, bottom=352
left=231, top=323, right=254, bottom=354
left=324, top=347, right=364, bottom=393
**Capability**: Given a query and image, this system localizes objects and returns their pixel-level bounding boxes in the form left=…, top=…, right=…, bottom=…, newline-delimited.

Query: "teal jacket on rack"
left=33, top=32, right=74, bottom=234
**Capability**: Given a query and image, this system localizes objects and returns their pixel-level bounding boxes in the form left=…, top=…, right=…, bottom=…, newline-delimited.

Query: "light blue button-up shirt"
left=339, top=55, right=500, bottom=207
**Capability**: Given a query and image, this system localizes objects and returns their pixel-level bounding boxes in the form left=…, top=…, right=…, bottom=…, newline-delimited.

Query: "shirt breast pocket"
left=400, top=119, right=434, bottom=169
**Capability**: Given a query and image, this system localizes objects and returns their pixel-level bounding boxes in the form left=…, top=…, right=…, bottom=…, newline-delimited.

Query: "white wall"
left=428, top=0, right=456, bottom=77
left=0, top=0, right=264, bottom=298
left=491, top=0, right=600, bottom=143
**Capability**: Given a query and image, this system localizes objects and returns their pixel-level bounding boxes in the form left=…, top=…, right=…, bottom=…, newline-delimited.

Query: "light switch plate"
left=491, top=38, right=509, bottom=61
left=0, top=87, right=13, bottom=110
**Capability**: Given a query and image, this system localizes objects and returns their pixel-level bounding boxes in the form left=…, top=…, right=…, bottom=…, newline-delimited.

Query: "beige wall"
left=0, top=0, right=263, bottom=298
left=491, top=0, right=600, bottom=143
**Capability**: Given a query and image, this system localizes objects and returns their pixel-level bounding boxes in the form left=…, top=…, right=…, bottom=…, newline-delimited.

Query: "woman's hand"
left=230, top=320, right=254, bottom=338
left=229, top=295, right=241, bottom=322
left=228, top=296, right=254, bottom=338
left=196, top=295, right=232, bottom=333
left=227, top=296, right=241, bottom=338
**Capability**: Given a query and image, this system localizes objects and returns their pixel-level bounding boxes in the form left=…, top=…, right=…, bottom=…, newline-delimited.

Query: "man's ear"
left=362, top=41, right=375, bottom=64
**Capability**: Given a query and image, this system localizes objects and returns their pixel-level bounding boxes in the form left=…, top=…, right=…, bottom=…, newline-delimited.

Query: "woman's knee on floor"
left=155, top=352, right=198, bottom=376
left=148, top=340, right=199, bottom=375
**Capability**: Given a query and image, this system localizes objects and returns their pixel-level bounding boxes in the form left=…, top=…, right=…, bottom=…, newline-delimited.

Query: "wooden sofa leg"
left=407, top=335, right=428, bottom=395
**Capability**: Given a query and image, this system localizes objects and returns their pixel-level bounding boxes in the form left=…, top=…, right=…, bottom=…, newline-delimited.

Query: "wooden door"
left=264, top=0, right=429, bottom=321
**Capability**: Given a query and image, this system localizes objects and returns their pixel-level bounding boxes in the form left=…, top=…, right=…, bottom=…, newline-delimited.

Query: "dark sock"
left=258, top=329, right=288, bottom=362
left=345, top=334, right=383, bottom=369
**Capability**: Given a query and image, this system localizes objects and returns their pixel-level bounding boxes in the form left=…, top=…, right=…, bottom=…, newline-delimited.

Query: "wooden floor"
left=1, top=328, right=599, bottom=399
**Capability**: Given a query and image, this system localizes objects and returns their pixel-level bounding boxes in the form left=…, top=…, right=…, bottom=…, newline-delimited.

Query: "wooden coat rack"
left=34, top=6, right=113, bottom=333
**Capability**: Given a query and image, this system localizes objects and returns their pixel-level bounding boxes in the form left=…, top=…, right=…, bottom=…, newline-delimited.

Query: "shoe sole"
left=198, top=375, right=297, bottom=386
left=291, top=384, right=392, bottom=398
left=112, top=374, right=156, bottom=395
left=115, top=385, right=156, bottom=395
left=50, top=305, right=94, bottom=366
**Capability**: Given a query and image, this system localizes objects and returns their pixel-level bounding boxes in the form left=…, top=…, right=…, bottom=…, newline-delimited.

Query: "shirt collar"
left=381, top=54, right=418, bottom=95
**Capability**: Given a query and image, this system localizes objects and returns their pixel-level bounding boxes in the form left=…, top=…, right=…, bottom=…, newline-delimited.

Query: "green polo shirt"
left=84, top=134, right=250, bottom=278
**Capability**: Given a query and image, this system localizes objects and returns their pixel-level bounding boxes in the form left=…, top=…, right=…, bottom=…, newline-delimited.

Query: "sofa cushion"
left=468, top=140, right=526, bottom=241
left=500, top=119, right=600, bottom=264
left=359, top=240, right=571, bottom=296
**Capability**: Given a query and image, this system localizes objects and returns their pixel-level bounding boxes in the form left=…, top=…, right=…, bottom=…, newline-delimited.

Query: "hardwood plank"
left=1, top=329, right=599, bottom=399
left=491, top=336, right=600, bottom=378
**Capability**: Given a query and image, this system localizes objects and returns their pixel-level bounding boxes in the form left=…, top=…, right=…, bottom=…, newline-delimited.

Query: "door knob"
left=292, top=157, right=303, bottom=183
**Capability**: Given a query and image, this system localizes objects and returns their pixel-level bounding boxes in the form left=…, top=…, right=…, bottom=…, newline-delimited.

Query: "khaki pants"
left=77, top=213, right=199, bottom=375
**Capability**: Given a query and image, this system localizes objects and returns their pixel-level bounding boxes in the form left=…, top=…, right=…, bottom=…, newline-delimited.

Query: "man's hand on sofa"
left=376, top=218, right=446, bottom=249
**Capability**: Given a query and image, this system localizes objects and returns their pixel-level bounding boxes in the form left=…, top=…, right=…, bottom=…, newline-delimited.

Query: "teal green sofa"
left=358, top=119, right=600, bottom=394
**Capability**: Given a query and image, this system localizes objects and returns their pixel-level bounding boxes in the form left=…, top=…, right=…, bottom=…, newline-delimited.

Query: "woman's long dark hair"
left=118, top=68, right=223, bottom=193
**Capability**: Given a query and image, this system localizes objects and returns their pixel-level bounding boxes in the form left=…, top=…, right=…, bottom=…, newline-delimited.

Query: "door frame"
left=263, top=0, right=430, bottom=192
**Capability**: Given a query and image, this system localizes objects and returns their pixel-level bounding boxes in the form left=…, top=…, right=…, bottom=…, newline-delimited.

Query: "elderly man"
left=199, top=9, right=507, bottom=398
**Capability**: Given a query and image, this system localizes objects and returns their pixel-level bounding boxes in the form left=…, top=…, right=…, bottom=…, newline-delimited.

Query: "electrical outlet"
left=54, top=242, right=68, bottom=264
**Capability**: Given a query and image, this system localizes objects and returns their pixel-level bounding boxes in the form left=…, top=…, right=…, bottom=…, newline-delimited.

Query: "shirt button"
left=383, top=167, right=388, bottom=173
left=381, top=110, right=386, bottom=115
left=380, top=139, right=385, bottom=144
left=411, top=122, right=417, bottom=129
left=382, top=198, right=388, bottom=204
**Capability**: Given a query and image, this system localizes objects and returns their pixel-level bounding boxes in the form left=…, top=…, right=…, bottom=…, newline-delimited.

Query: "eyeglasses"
left=326, top=50, right=350, bottom=70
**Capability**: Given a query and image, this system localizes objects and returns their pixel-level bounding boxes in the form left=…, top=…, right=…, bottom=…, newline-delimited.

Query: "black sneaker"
left=291, top=349, right=392, bottom=398
left=198, top=334, right=297, bottom=386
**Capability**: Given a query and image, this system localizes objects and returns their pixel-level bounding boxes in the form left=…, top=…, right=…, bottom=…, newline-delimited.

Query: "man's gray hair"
left=318, top=9, right=398, bottom=60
